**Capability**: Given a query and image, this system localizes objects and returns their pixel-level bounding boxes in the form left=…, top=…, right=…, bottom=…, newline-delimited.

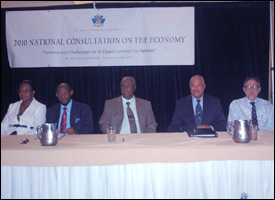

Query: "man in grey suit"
left=99, top=76, right=157, bottom=134
left=167, top=75, right=226, bottom=132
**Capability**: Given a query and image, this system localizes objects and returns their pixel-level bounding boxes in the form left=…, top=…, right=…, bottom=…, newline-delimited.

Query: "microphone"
left=240, top=193, right=247, bottom=199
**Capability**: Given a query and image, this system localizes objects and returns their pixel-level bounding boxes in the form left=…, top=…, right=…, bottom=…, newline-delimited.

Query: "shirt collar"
left=245, top=96, right=258, bottom=104
left=191, top=95, right=204, bottom=102
left=61, top=99, right=72, bottom=109
left=122, top=95, right=135, bottom=105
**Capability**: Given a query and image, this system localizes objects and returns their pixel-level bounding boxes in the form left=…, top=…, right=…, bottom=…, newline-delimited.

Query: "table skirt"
left=1, top=160, right=274, bottom=199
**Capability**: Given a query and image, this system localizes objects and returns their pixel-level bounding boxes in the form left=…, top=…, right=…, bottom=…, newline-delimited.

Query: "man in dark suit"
left=167, top=75, right=226, bottom=132
left=99, top=76, right=157, bottom=134
left=46, top=83, right=93, bottom=134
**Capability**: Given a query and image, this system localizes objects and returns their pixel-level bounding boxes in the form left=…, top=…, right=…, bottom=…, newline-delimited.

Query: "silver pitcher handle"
left=36, top=125, right=43, bottom=140
left=226, top=121, right=234, bottom=137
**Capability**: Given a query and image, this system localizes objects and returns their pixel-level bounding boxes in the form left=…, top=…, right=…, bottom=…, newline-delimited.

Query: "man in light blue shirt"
left=228, top=77, right=274, bottom=131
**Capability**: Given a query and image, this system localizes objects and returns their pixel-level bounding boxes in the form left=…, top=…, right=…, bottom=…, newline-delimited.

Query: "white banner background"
left=6, top=7, right=194, bottom=68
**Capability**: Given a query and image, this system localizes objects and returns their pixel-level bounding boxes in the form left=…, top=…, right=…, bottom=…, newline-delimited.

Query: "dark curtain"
left=1, top=2, right=270, bottom=133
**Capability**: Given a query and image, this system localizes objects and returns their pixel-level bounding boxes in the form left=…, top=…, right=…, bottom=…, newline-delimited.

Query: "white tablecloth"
left=1, top=132, right=274, bottom=199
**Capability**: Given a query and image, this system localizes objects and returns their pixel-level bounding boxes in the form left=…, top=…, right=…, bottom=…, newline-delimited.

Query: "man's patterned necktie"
left=195, top=100, right=202, bottom=126
left=126, top=102, right=137, bottom=133
left=250, top=102, right=258, bottom=126
left=60, top=107, right=67, bottom=133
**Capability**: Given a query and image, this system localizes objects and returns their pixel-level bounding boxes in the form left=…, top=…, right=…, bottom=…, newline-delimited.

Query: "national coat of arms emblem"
left=92, top=14, right=105, bottom=27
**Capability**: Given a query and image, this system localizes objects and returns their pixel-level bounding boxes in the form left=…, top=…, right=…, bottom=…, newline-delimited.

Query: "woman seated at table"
left=1, top=80, right=46, bottom=136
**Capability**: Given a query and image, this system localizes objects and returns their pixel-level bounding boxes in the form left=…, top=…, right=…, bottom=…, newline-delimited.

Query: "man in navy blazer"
left=167, top=75, right=226, bottom=132
left=46, top=83, right=93, bottom=134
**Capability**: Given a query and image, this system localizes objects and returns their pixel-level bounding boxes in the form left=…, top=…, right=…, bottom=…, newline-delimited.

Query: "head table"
left=1, top=131, right=274, bottom=199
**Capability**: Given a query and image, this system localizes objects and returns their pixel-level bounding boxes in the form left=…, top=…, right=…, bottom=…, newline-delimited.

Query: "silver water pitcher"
left=227, top=120, right=251, bottom=143
left=36, top=123, right=59, bottom=146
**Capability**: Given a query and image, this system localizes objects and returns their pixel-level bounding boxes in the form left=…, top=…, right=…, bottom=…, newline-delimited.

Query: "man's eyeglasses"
left=244, top=85, right=260, bottom=89
left=18, top=89, right=33, bottom=93
left=121, top=84, right=135, bottom=89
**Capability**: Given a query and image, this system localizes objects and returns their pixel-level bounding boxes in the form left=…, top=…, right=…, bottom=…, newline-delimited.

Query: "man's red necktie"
left=60, top=107, right=67, bottom=133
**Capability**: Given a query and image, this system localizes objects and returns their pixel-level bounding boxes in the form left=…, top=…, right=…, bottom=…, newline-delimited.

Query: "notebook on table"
left=186, top=128, right=218, bottom=138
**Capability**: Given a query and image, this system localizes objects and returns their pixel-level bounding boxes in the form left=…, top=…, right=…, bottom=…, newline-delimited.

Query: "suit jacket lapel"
left=201, top=95, right=210, bottom=124
left=117, top=96, right=124, bottom=116
left=116, top=97, right=124, bottom=132
left=136, top=98, right=142, bottom=121
left=186, top=95, right=195, bottom=118
left=136, top=98, right=146, bottom=132
left=55, top=104, right=61, bottom=129
left=187, top=95, right=197, bottom=126
left=70, top=100, right=75, bottom=125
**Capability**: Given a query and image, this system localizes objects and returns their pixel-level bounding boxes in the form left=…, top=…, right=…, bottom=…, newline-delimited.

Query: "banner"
left=6, top=7, right=194, bottom=68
